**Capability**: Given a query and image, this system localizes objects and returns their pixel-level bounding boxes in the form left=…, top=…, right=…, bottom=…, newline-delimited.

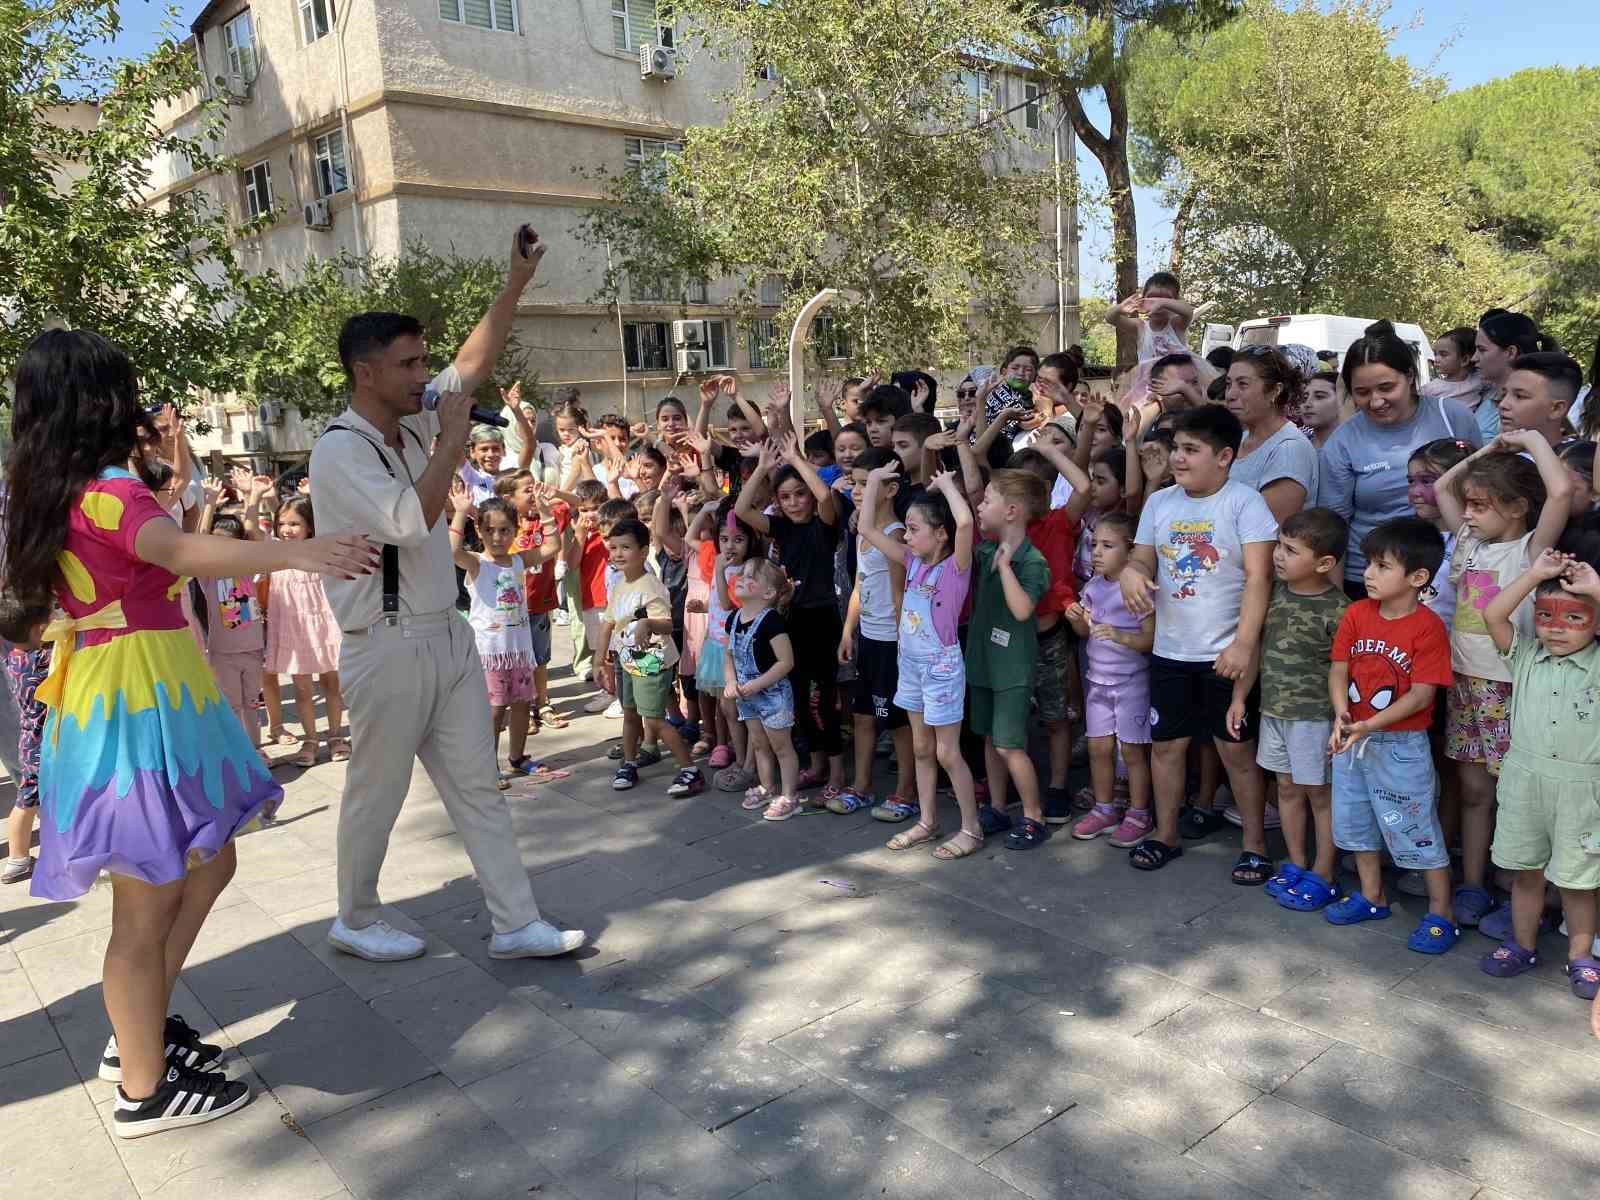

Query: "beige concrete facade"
left=153, top=0, right=1079, bottom=455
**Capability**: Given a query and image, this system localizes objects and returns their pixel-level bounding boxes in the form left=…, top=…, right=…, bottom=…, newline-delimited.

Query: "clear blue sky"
left=104, top=0, right=1595, bottom=294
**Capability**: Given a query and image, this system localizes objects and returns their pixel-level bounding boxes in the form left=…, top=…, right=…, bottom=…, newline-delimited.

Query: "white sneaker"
left=488, top=919, right=588, bottom=959
left=604, top=699, right=623, bottom=719
left=584, top=693, right=612, bottom=714
left=327, top=917, right=426, bottom=962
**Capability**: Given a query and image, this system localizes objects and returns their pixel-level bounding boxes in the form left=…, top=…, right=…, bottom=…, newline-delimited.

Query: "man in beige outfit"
left=309, top=227, right=584, bottom=962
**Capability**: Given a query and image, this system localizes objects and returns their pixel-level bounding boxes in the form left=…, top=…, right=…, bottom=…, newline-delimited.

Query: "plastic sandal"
left=328, top=737, right=351, bottom=762
left=741, top=786, right=770, bottom=811
left=977, top=804, right=1013, bottom=835
left=762, top=794, right=801, bottom=822
left=716, top=765, right=758, bottom=792
left=1178, top=805, right=1227, bottom=840
left=690, top=740, right=714, bottom=759
left=1325, top=892, right=1392, bottom=925
left=1277, top=872, right=1340, bottom=912
left=1264, top=862, right=1307, bottom=900
left=1480, top=940, right=1539, bottom=978
left=825, top=788, right=873, bottom=814
left=706, top=745, right=735, bottom=770
left=793, top=766, right=825, bottom=791
left=872, top=795, right=917, bottom=823
left=1129, top=838, right=1182, bottom=871
left=1408, top=913, right=1460, bottom=954
left=1566, top=957, right=1600, bottom=1000
left=1005, top=817, right=1051, bottom=851
left=1231, top=851, right=1275, bottom=887
left=291, top=739, right=319, bottom=768
left=887, top=821, right=940, bottom=851
left=536, top=705, right=570, bottom=730
left=1452, top=884, right=1496, bottom=928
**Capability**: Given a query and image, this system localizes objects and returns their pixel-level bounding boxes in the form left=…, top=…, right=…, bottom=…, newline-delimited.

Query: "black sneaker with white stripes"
left=113, top=1063, right=250, bottom=1138
left=99, top=1013, right=225, bottom=1083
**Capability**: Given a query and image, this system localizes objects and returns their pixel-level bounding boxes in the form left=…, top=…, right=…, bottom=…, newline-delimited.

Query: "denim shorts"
left=1331, top=729, right=1447, bottom=869
left=736, top=677, right=795, bottom=729
left=894, top=644, right=966, bottom=728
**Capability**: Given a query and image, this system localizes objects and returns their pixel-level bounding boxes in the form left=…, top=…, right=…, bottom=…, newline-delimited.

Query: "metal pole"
left=1053, top=113, right=1065, bottom=353
left=607, top=240, right=628, bottom=419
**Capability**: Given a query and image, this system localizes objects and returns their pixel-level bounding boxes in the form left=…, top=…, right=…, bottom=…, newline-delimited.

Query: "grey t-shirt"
left=1316, top=394, right=1479, bottom=579
left=1229, top=420, right=1319, bottom=510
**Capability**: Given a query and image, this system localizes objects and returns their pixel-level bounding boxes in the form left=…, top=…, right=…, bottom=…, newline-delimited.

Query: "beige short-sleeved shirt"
left=309, top=366, right=462, bottom=631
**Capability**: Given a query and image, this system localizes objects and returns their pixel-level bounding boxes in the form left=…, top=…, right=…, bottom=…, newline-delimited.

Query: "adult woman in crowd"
left=1224, top=346, right=1319, bottom=523
left=1476, top=311, right=1559, bottom=438
left=1317, top=321, right=1481, bottom=599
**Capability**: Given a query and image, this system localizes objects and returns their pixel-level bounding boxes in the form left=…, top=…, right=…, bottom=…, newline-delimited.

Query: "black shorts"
left=1148, top=655, right=1258, bottom=744
left=852, top=637, right=907, bottom=728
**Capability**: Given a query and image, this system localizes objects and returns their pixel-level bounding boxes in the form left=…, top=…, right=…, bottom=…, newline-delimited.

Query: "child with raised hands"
left=1478, top=549, right=1600, bottom=1001
left=723, top=558, right=801, bottom=820
left=735, top=431, right=847, bottom=802
left=694, top=499, right=761, bottom=782
left=448, top=481, right=537, bottom=787
left=1433, top=429, right=1572, bottom=929
left=834, top=449, right=914, bottom=819
left=859, top=465, right=981, bottom=858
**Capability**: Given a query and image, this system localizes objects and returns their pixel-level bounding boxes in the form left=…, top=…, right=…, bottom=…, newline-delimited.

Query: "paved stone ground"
left=4, top=634, right=1599, bottom=1199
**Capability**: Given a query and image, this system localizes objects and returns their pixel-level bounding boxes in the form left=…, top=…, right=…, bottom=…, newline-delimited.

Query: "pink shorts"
left=1445, top=674, right=1511, bottom=776
left=484, top=664, right=535, bottom=707
left=209, top=649, right=263, bottom=728
left=1083, top=674, right=1151, bottom=745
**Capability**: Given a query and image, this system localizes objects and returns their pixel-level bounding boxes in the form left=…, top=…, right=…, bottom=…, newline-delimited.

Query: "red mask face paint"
left=1534, top=595, right=1598, bottom=635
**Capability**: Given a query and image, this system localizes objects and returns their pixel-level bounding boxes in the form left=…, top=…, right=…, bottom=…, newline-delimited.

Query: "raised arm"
left=504, top=384, right=535, bottom=469
left=653, top=476, right=686, bottom=559
left=1104, top=291, right=1145, bottom=334
left=449, top=228, right=545, bottom=397
left=734, top=439, right=778, bottom=535
left=776, top=431, right=836, bottom=524
left=1506, top=430, right=1574, bottom=554
left=930, top=469, right=974, bottom=572
left=1486, top=548, right=1570, bottom=652
left=445, top=478, right=482, bottom=577
left=858, top=466, right=910, bottom=566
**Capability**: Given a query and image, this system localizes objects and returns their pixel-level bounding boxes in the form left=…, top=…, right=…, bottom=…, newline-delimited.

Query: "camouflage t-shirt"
left=1259, top=582, right=1350, bottom=721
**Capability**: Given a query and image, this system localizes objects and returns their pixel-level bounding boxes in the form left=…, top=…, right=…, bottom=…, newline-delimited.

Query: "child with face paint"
left=1478, top=548, right=1600, bottom=1007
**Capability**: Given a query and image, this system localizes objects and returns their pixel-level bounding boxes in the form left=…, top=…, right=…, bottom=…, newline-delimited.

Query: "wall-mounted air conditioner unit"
left=240, top=430, right=270, bottom=452
left=304, top=199, right=332, bottom=230
left=675, top=348, right=709, bottom=374
left=672, top=319, right=707, bottom=348
left=258, top=401, right=284, bottom=426
left=640, top=43, right=677, bottom=81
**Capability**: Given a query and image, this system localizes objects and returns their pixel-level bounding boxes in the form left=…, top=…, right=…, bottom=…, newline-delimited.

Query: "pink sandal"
left=793, top=767, right=825, bottom=791
left=707, top=744, right=735, bottom=769
left=762, top=794, right=801, bottom=821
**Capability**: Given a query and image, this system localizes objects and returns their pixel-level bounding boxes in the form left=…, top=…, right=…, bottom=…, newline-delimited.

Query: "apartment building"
left=149, top=0, right=1078, bottom=458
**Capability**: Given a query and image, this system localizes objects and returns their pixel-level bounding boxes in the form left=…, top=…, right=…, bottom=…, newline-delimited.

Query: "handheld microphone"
left=421, top=386, right=509, bottom=429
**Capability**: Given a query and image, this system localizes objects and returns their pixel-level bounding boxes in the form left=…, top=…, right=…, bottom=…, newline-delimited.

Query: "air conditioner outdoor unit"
left=219, top=75, right=252, bottom=103
left=257, top=401, right=283, bottom=426
left=675, top=349, right=709, bottom=374
left=672, top=319, right=707, bottom=349
left=240, top=430, right=270, bottom=453
left=304, top=199, right=332, bottom=230
left=640, top=43, right=677, bottom=81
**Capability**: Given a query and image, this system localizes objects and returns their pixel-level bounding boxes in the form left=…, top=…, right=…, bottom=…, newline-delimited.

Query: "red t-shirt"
left=513, top=502, right=570, bottom=615
left=1026, top=506, right=1079, bottom=618
left=1331, top=599, right=1452, bottom=732
left=578, top=532, right=609, bottom=610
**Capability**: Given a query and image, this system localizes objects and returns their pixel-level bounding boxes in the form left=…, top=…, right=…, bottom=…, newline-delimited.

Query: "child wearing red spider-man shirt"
left=1326, top=516, right=1456, bottom=954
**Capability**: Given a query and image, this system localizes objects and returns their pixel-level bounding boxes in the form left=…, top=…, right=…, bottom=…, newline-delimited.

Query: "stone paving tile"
left=0, top=1048, right=136, bottom=1198
left=272, top=897, right=474, bottom=1001
left=225, top=987, right=438, bottom=1128
left=562, top=1127, right=767, bottom=1200
left=1392, top=948, right=1600, bottom=1055
left=1136, top=993, right=1334, bottom=1092
left=0, top=942, right=58, bottom=1069
left=1185, top=1093, right=1479, bottom=1200
left=306, top=1074, right=550, bottom=1200
left=367, top=960, right=579, bottom=1087
left=1276, top=1041, right=1600, bottom=1197
left=176, top=896, right=345, bottom=1029
left=983, top=1105, right=1265, bottom=1200
left=710, top=1077, right=1032, bottom=1199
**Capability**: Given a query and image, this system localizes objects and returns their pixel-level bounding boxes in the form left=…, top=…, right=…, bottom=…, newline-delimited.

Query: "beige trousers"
left=336, top=610, right=541, bottom=933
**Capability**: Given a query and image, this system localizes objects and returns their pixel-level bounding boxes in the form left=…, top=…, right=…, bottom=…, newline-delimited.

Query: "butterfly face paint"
left=1533, top=594, right=1598, bottom=655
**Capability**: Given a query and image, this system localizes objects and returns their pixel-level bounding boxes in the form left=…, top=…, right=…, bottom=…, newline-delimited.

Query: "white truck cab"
left=1201, top=314, right=1434, bottom=384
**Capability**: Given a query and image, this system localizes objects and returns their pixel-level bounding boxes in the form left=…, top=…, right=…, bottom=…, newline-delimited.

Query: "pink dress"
left=265, top=568, right=342, bottom=675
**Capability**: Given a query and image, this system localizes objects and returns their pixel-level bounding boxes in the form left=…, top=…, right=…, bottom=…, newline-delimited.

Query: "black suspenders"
left=319, top=421, right=426, bottom=621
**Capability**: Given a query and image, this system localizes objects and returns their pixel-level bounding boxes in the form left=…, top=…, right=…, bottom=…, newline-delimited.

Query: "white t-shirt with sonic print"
left=1135, top=479, right=1279, bottom=662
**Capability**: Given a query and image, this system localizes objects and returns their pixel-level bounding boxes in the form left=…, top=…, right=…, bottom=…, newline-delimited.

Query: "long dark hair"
left=3, top=330, right=158, bottom=622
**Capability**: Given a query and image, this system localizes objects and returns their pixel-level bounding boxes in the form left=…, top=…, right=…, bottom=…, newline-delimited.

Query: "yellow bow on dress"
left=35, top=600, right=129, bottom=713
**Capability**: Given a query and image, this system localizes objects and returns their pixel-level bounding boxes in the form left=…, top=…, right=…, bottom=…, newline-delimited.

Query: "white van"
left=1200, top=314, right=1434, bottom=384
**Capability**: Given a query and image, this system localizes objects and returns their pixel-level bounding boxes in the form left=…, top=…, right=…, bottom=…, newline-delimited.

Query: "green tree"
left=1123, top=0, right=1498, bottom=335
left=1426, top=66, right=1600, bottom=358
left=227, top=246, right=536, bottom=422
left=0, top=0, right=252, bottom=402
left=581, top=0, right=1057, bottom=378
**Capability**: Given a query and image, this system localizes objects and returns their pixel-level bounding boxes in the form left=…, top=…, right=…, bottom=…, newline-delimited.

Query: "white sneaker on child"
left=584, top=694, right=612, bottom=714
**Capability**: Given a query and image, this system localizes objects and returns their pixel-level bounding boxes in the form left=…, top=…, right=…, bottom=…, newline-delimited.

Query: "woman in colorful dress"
left=0, top=330, right=376, bottom=1139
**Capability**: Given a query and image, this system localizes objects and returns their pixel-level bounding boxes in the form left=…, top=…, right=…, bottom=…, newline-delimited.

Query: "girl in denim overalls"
left=858, top=468, right=980, bottom=859
left=723, top=558, right=801, bottom=821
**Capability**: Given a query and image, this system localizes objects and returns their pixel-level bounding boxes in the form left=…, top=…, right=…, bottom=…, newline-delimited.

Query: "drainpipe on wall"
left=334, top=0, right=366, bottom=259
left=607, top=240, right=628, bottom=418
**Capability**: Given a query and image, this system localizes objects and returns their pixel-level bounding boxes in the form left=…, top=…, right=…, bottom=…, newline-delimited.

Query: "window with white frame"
left=704, top=320, right=731, bottom=369
left=623, top=321, right=669, bottom=372
left=439, top=0, right=518, bottom=33
left=300, top=0, right=335, bottom=43
left=241, top=160, right=272, bottom=218
left=612, top=0, right=671, bottom=51
left=748, top=318, right=779, bottom=369
left=960, top=69, right=992, bottom=121
left=312, top=129, right=349, bottom=197
left=624, top=136, right=682, bottom=190
left=223, top=12, right=258, bottom=85
left=1024, top=82, right=1041, bottom=130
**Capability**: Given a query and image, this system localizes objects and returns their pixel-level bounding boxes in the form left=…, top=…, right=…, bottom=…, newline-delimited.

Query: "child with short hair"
left=968, top=468, right=1053, bottom=849
left=500, top=470, right=573, bottom=740
left=1250, top=507, right=1351, bottom=912
left=460, top=425, right=508, bottom=504
left=891, top=412, right=944, bottom=490
left=1325, top=517, right=1457, bottom=953
left=1064, top=511, right=1155, bottom=846
left=1477, top=550, right=1600, bottom=997
left=567, top=478, right=612, bottom=703
left=834, top=448, right=913, bottom=817
left=859, top=385, right=912, bottom=450
left=1433, top=430, right=1572, bottom=928
left=599, top=518, right=705, bottom=797
left=1122, top=404, right=1277, bottom=881
left=725, top=558, right=801, bottom=819
left=830, top=423, right=870, bottom=494
left=804, top=429, right=841, bottom=486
